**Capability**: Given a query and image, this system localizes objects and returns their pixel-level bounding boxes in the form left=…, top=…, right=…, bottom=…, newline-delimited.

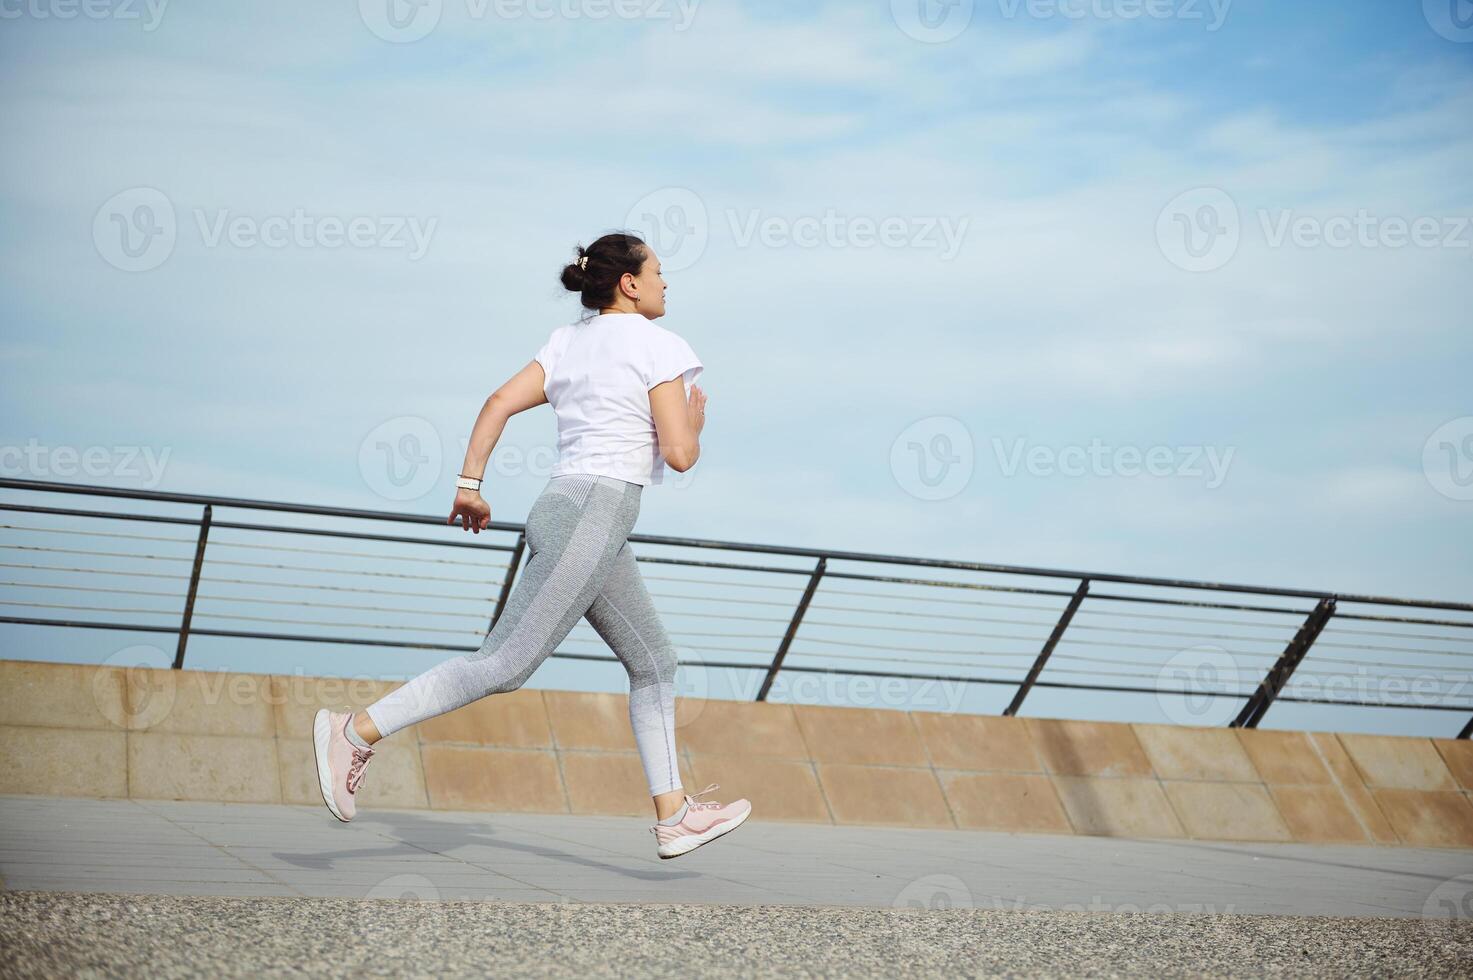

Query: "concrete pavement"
left=3, top=794, right=1473, bottom=977
left=1, top=794, right=1469, bottom=914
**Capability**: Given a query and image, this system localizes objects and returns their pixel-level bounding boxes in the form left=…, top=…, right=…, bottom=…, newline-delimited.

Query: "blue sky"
left=2, top=1, right=1470, bottom=737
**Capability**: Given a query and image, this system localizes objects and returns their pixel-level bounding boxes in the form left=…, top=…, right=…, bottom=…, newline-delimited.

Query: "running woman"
left=313, top=232, right=751, bottom=859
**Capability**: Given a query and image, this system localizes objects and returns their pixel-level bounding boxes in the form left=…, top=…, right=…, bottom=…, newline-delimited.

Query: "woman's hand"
left=686, top=383, right=707, bottom=437
left=449, top=488, right=491, bottom=533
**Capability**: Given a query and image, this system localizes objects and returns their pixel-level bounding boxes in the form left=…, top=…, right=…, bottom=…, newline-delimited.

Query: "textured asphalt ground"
left=3, top=794, right=1472, bottom=977
left=3, top=891, right=1472, bottom=978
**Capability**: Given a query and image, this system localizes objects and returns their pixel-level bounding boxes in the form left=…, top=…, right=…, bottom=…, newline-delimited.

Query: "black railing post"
left=756, top=557, right=825, bottom=702
left=488, top=532, right=526, bottom=633
left=6, top=477, right=1473, bottom=731
left=173, top=504, right=211, bottom=669
left=1231, top=596, right=1337, bottom=730
left=1003, top=578, right=1089, bottom=717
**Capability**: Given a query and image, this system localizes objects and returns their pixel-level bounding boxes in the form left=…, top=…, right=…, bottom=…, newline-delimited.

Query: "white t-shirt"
left=534, top=312, right=703, bottom=487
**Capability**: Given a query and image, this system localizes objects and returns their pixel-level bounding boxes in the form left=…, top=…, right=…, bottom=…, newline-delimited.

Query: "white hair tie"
left=578, top=255, right=588, bottom=271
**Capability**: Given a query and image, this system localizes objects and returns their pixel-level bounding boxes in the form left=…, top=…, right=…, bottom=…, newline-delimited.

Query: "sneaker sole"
left=658, top=806, right=751, bottom=859
left=312, top=709, right=349, bottom=823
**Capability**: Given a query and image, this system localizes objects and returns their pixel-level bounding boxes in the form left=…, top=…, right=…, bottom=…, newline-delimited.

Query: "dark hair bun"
left=559, top=251, right=587, bottom=292
left=558, top=233, right=648, bottom=311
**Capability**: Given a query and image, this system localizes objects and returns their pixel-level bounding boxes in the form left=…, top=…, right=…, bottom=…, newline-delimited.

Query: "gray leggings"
left=363, top=474, right=682, bottom=796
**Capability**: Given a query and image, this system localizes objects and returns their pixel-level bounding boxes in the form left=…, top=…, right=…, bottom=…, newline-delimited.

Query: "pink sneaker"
left=650, top=783, right=752, bottom=859
left=313, top=709, right=374, bottom=822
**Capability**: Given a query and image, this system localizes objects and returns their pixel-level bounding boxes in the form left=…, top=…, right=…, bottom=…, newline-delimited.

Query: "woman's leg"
left=581, top=539, right=683, bottom=816
left=360, top=475, right=641, bottom=741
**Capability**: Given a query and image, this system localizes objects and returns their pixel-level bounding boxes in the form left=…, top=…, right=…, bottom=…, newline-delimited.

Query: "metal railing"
left=3, top=476, right=1471, bottom=738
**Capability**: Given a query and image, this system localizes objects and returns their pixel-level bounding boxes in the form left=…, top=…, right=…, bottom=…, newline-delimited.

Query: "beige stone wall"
left=2, top=657, right=1471, bottom=848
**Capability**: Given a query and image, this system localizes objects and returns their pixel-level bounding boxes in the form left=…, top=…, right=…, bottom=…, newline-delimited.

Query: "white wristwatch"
left=455, top=475, right=482, bottom=492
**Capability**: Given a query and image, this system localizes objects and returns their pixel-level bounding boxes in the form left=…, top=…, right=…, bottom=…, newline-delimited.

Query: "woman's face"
left=624, top=248, right=667, bottom=318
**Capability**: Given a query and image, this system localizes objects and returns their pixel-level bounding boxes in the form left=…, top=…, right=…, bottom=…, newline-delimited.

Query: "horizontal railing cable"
left=1, top=521, right=507, bottom=570
left=3, top=476, right=1470, bottom=736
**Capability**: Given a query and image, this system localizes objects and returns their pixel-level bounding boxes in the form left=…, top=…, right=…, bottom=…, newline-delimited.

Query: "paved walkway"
left=4, top=795, right=1473, bottom=977
left=2, top=794, right=1469, bottom=916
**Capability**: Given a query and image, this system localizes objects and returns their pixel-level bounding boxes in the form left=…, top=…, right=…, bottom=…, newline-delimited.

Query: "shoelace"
left=346, top=745, right=373, bottom=794
left=684, top=783, right=723, bottom=811
left=650, top=783, right=724, bottom=836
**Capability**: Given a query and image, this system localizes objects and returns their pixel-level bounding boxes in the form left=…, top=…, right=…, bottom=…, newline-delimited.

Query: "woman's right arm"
left=449, top=359, right=551, bottom=533
left=650, top=380, right=705, bottom=472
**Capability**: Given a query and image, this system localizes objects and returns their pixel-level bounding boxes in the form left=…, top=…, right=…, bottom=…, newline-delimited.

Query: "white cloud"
left=2, top=3, right=1470, bottom=621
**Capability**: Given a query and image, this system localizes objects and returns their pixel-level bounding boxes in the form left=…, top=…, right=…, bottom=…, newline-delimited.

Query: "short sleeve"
left=534, top=327, right=564, bottom=381
left=644, top=331, right=703, bottom=393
